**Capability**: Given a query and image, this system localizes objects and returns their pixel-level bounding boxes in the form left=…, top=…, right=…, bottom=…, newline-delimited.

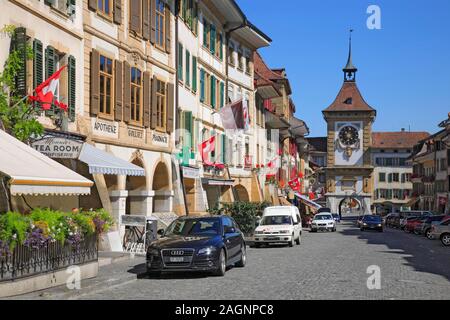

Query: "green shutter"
left=210, top=130, right=215, bottom=162
left=192, top=56, right=197, bottom=92
left=200, top=69, right=205, bottom=102
left=203, top=19, right=208, bottom=47
left=178, top=43, right=183, bottom=81
left=210, top=75, right=215, bottom=108
left=221, top=134, right=226, bottom=163
left=68, top=55, right=76, bottom=121
left=220, top=82, right=224, bottom=108
left=182, top=111, right=193, bottom=165
left=193, top=0, right=198, bottom=34
left=45, top=46, right=56, bottom=115
left=210, top=24, right=216, bottom=54
left=219, top=33, right=223, bottom=60
left=185, top=50, right=190, bottom=87
left=33, top=39, right=43, bottom=104
left=13, top=27, right=27, bottom=97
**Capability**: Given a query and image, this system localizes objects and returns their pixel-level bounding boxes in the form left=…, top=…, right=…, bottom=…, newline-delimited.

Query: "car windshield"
left=260, top=215, right=292, bottom=225
left=363, top=215, right=382, bottom=222
left=314, top=215, right=333, bottom=220
left=332, top=214, right=339, bottom=217
left=165, top=218, right=220, bottom=236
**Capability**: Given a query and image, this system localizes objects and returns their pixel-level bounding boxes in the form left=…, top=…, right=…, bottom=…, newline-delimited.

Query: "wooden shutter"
left=130, top=0, right=141, bottom=35
left=142, top=0, right=150, bottom=40
left=150, top=76, right=157, bottom=129
left=13, top=27, right=27, bottom=98
left=184, top=111, right=192, bottom=148
left=210, top=24, right=216, bottom=54
left=192, top=56, right=197, bottom=92
left=88, top=0, right=97, bottom=10
left=166, top=82, right=174, bottom=133
left=219, top=33, right=223, bottom=60
left=220, top=82, right=224, bottom=108
left=199, top=69, right=205, bottom=102
left=185, top=50, right=190, bottom=86
left=113, top=0, right=122, bottom=24
left=165, top=4, right=171, bottom=53
left=143, top=71, right=151, bottom=127
left=90, top=49, right=100, bottom=116
left=45, top=46, right=56, bottom=115
left=203, top=19, right=208, bottom=47
left=33, top=39, right=43, bottom=92
left=150, top=0, right=156, bottom=44
left=177, top=43, right=183, bottom=81
left=67, top=55, right=76, bottom=121
left=210, top=75, right=216, bottom=108
left=123, top=61, right=131, bottom=123
left=114, top=60, right=123, bottom=121
left=221, top=134, right=226, bottom=163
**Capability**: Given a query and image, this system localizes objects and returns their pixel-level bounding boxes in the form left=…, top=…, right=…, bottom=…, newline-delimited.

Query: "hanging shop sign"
left=32, top=137, right=83, bottom=159
left=91, top=118, right=119, bottom=139
left=182, top=166, right=200, bottom=179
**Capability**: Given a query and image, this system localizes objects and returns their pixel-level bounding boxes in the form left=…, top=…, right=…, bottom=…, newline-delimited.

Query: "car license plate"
left=265, top=237, right=278, bottom=240
left=169, top=257, right=184, bottom=262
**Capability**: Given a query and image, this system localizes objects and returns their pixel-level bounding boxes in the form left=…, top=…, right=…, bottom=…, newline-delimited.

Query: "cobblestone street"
left=11, top=220, right=450, bottom=300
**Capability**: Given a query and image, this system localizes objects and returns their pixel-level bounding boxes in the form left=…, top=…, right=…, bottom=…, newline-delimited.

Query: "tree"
left=0, top=25, right=44, bottom=143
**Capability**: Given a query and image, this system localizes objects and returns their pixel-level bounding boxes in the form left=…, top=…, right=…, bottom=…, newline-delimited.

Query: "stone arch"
left=235, top=184, right=250, bottom=202
left=152, top=160, right=172, bottom=213
left=125, top=155, right=148, bottom=215
left=338, top=197, right=362, bottom=216
left=153, top=161, right=170, bottom=191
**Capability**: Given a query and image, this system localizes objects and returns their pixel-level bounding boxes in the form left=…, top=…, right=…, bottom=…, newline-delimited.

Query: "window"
left=203, top=18, right=210, bottom=48
left=185, top=50, right=190, bottom=87
left=379, top=172, right=386, bottom=182
left=245, top=54, right=251, bottom=75
left=155, top=0, right=165, bottom=48
left=98, top=0, right=112, bottom=17
left=228, top=43, right=235, bottom=66
left=99, top=55, right=114, bottom=117
left=209, top=24, right=216, bottom=55
left=341, top=180, right=355, bottom=191
left=237, top=46, right=243, bottom=70
left=130, top=67, right=142, bottom=124
left=180, top=0, right=198, bottom=34
left=200, top=69, right=205, bottom=102
left=392, top=173, right=399, bottom=182
left=155, top=79, right=166, bottom=130
left=47, top=0, right=76, bottom=16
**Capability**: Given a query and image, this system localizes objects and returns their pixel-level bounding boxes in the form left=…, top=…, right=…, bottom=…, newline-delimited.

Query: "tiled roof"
left=253, top=52, right=284, bottom=81
left=307, top=137, right=327, bottom=152
left=323, top=82, right=375, bottom=112
left=372, top=132, right=430, bottom=149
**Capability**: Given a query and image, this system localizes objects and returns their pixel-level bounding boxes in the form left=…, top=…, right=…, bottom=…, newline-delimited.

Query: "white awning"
left=0, top=130, right=92, bottom=196
left=294, top=192, right=322, bottom=210
left=78, top=143, right=145, bottom=176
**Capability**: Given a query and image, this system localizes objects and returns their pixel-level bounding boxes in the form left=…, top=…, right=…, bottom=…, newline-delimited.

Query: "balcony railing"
left=0, top=234, right=98, bottom=282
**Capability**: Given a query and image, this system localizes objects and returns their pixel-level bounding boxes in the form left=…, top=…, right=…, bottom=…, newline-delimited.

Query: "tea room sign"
left=32, top=138, right=83, bottom=159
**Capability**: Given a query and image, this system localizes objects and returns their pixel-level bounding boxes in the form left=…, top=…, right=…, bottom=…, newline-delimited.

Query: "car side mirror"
left=224, top=226, right=236, bottom=234
left=157, top=229, right=165, bottom=236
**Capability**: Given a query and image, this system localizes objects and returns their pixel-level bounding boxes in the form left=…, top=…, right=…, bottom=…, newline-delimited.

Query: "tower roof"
left=343, top=30, right=357, bottom=72
left=323, top=82, right=375, bottom=112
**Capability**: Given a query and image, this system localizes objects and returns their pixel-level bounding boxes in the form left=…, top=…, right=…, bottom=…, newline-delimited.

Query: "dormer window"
left=344, top=97, right=352, bottom=105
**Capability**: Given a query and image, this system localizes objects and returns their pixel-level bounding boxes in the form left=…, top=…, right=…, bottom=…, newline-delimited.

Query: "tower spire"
left=343, top=29, right=357, bottom=82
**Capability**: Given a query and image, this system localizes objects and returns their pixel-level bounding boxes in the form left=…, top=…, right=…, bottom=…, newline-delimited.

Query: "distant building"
left=372, top=131, right=429, bottom=214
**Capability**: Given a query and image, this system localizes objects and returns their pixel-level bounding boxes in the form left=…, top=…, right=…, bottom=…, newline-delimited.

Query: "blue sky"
left=237, top=0, right=450, bottom=137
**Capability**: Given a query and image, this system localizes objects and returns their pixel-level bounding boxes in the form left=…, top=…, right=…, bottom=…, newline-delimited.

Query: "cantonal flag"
left=218, top=99, right=247, bottom=130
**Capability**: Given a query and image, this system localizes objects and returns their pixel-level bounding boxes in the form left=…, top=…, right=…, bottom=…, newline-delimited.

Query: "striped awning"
left=78, top=143, right=145, bottom=176
left=0, top=129, right=92, bottom=196
left=294, top=192, right=322, bottom=210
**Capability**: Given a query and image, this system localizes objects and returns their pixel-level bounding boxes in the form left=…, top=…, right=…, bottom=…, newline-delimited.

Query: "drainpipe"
left=174, top=0, right=189, bottom=216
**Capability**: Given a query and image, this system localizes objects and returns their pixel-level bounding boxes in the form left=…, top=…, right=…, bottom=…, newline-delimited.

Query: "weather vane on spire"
left=343, top=28, right=357, bottom=82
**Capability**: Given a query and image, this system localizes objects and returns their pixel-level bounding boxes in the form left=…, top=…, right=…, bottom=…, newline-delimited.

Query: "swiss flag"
left=30, top=65, right=66, bottom=110
left=200, top=136, right=216, bottom=165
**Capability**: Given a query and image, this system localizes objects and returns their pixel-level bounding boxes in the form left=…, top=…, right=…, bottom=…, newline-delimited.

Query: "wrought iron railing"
left=0, top=234, right=98, bottom=282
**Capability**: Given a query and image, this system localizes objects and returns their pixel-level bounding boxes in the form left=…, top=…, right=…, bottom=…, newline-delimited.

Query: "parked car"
left=317, top=207, right=331, bottom=213
left=146, top=215, right=246, bottom=277
left=385, top=213, right=399, bottom=228
left=399, top=211, right=433, bottom=229
left=414, top=215, right=447, bottom=238
left=310, top=213, right=336, bottom=232
left=253, top=206, right=302, bottom=247
left=430, top=219, right=450, bottom=246
left=360, top=215, right=383, bottom=232
left=332, top=213, right=341, bottom=223
left=404, top=217, right=427, bottom=233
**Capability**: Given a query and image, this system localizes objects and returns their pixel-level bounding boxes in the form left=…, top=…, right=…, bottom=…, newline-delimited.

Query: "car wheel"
left=441, top=233, right=450, bottom=246
left=288, top=235, right=295, bottom=247
left=426, top=229, right=433, bottom=240
left=310, top=229, right=317, bottom=233
left=235, top=244, right=246, bottom=267
left=295, top=235, right=301, bottom=245
left=213, top=249, right=227, bottom=276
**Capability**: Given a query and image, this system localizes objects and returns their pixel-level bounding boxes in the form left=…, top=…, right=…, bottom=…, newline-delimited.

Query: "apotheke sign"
left=91, top=118, right=119, bottom=139
left=32, top=138, right=83, bottom=159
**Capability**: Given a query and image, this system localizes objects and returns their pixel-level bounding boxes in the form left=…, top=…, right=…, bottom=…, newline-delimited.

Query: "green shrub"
left=0, top=211, right=30, bottom=250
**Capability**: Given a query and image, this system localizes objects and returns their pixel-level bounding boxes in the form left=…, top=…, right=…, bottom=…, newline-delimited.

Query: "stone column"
left=363, top=196, right=372, bottom=215
left=128, top=190, right=154, bottom=216
left=109, top=190, right=128, bottom=241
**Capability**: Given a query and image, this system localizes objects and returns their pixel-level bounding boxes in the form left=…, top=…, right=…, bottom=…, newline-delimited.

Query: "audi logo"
left=171, top=250, right=184, bottom=256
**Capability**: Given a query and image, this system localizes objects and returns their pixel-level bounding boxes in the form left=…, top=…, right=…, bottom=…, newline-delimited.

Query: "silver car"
left=430, top=219, right=450, bottom=246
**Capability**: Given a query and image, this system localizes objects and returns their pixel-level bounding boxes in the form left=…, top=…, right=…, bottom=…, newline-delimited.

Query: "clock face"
left=339, top=126, right=359, bottom=146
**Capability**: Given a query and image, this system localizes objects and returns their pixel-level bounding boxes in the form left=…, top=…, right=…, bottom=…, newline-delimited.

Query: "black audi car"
left=360, top=215, right=383, bottom=232
left=146, top=215, right=246, bottom=276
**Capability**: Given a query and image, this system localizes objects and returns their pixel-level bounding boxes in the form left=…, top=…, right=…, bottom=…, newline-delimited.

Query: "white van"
left=252, top=206, right=302, bottom=247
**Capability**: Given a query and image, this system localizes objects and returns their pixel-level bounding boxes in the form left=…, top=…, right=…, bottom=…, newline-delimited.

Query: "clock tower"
left=322, top=32, right=376, bottom=215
